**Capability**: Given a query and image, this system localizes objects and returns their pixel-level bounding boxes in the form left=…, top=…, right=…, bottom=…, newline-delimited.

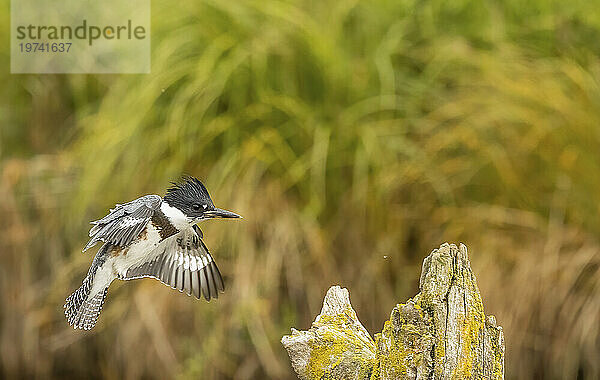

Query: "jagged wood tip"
left=281, top=243, right=505, bottom=380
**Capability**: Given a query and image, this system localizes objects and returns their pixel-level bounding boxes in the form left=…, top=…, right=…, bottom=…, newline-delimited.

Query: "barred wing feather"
left=123, top=227, right=224, bottom=301
left=84, top=194, right=162, bottom=252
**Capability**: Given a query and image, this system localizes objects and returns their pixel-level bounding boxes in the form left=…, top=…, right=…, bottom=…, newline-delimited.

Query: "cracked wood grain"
left=282, top=243, right=505, bottom=379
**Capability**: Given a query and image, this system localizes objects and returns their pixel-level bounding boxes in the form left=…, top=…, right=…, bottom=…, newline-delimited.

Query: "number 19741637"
left=19, top=42, right=72, bottom=53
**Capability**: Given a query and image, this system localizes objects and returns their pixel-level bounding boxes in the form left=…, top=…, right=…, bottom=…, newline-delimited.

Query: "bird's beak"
left=205, top=208, right=242, bottom=219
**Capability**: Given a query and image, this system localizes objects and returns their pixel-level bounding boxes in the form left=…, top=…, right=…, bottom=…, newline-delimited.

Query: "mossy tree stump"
left=281, top=243, right=505, bottom=379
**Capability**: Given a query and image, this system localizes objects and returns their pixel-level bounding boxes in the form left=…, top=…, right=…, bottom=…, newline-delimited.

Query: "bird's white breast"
left=112, top=222, right=163, bottom=277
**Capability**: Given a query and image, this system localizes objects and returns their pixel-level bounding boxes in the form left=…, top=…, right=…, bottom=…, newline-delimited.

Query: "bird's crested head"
left=163, top=176, right=240, bottom=223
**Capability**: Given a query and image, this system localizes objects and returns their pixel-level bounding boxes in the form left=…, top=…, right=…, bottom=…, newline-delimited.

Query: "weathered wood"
left=281, top=243, right=505, bottom=379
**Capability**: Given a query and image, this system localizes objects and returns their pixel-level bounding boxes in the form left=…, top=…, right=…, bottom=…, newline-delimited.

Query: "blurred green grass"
left=2, top=0, right=600, bottom=378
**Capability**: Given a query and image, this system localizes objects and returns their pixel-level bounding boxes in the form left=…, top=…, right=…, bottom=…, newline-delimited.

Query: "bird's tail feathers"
left=64, top=276, right=108, bottom=330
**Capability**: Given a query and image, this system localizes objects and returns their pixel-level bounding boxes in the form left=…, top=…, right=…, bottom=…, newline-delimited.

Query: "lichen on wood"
left=281, top=286, right=376, bottom=380
left=281, top=243, right=505, bottom=379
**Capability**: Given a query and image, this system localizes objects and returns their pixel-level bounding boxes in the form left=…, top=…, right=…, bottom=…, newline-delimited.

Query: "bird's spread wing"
left=122, top=226, right=224, bottom=301
left=84, top=194, right=162, bottom=252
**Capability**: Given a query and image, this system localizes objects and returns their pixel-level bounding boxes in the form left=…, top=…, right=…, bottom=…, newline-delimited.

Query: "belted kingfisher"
left=64, top=176, right=241, bottom=330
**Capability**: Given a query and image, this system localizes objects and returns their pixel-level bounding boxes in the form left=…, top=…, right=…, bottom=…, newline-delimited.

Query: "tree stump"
left=281, top=243, right=505, bottom=379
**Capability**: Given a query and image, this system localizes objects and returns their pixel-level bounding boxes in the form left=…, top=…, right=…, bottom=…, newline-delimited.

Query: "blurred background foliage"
left=1, top=0, right=600, bottom=378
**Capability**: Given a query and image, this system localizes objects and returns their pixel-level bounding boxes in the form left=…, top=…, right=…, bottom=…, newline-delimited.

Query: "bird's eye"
left=192, top=203, right=202, bottom=211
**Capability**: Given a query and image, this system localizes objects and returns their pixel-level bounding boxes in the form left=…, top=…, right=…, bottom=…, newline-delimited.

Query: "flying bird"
left=64, top=176, right=241, bottom=330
